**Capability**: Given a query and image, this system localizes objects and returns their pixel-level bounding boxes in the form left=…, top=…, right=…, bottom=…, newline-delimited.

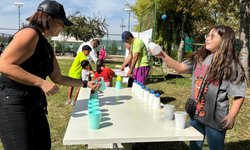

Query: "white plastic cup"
left=143, top=87, right=150, bottom=103
left=152, top=93, right=161, bottom=110
left=148, top=90, right=155, bottom=106
left=148, top=42, right=161, bottom=55
left=174, top=111, right=188, bottom=129
left=164, top=105, right=175, bottom=120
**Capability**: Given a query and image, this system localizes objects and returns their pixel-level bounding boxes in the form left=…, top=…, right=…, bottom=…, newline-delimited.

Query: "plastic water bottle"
left=140, top=85, right=145, bottom=100
left=143, top=87, right=150, bottom=103
left=148, top=90, right=155, bottom=106
left=152, top=93, right=161, bottom=110
left=132, top=80, right=137, bottom=92
left=115, top=76, right=122, bottom=89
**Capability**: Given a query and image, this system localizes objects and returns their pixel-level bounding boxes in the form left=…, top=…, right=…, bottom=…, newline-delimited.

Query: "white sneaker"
left=65, top=99, right=72, bottom=105
left=70, top=101, right=76, bottom=106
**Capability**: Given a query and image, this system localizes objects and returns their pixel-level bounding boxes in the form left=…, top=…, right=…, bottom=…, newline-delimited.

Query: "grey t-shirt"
left=183, top=54, right=246, bottom=130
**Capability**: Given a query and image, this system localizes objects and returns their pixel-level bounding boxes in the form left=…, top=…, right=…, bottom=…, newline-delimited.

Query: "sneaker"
left=70, top=101, right=76, bottom=106
left=65, top=99, right=72, bottom=105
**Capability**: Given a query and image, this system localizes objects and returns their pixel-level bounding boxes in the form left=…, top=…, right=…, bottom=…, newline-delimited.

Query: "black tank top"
left=0, top=26, right=54, bottom=92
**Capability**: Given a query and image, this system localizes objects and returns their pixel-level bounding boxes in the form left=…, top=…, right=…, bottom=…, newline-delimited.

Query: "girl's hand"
left=148, top=48, right=165, bottom=58
left=221, top=114, right=235, bottom=130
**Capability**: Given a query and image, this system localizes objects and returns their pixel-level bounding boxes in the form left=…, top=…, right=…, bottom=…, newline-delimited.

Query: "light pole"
left=120, top=18, right=126, bottom=33
left=125, top=8, right=132, bottom=31
left=15, top=2, right=24, bottom=30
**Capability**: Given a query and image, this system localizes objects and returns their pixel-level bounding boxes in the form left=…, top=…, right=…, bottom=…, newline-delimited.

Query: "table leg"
left=113, top=143, right=118, bottom=150
left=121, top=143, right=132, bottom=150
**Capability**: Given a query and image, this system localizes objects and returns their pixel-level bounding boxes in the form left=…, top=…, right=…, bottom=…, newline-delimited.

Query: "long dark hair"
left=188, top=25, right=245, bottom=84
left=96, top=59, right=104, bottom=73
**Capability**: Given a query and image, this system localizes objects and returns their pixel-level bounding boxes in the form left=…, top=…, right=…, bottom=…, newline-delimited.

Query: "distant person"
left=149, top=25, right=246, bottom=150
left=67, top=45, right=92, bottom=106
left=93, top=59, right=115, bottom=87
left=77, top=39, right=100, bottom=66
left=121, top=43, right=133, bottom=87
left=120, top=31, right=150, bottom=85
left=0, top=42, right=4, bottom=50
left=0, top=1, right=101, bottom=149
left=81, top=60, right=94, bottom=81
left=99, top=46, right=107, bottom=61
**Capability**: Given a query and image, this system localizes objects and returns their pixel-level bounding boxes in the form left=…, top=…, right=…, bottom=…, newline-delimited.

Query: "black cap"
left=37, top=0, right=73, bottom=26
left=121, top=31, right=133, bottom=43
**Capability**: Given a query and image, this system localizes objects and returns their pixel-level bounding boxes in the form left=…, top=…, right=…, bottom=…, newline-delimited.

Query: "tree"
left=238, top=0, right=249, bottom=87
left=62, top=11, right=108, bottom=42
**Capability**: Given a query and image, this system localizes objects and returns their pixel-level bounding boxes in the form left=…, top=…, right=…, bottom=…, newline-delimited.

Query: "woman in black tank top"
left=0, top=1, right=101, bottom=150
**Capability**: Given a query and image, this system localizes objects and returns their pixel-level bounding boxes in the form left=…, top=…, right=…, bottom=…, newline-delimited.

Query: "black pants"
left=0, top=86, right=51, bottom=150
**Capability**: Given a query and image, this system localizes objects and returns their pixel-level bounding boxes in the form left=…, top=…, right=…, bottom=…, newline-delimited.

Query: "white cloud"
left=0, top=0, right=137, bottom=35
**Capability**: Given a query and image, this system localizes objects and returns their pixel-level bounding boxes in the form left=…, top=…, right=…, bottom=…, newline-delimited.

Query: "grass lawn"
left=0, top=58, right=250, bottom=150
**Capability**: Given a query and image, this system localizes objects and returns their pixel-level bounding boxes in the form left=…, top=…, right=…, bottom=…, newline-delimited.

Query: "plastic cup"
left=90, top=90, right=98, bottom=99
left=89, top=110, right=102, bottom=130
left=88, top=106, right=100, bottom=112
left=88, top=102, right=99, bottom=107
left=94, top=77, right=106, bottom=91
left=89, top=99, right=99, bottom=103
left=164, top=105, right=175, bottom=120
left=115, top=81, right=122, bottom=89
left=148, top=42, right=161, bottom=55
left=174, top=111, right=188, bottom=129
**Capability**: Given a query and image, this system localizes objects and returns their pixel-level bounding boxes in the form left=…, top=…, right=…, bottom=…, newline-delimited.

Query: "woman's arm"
left=149, top=49, right=188, bottom=73
left=49, top=55, right=101, bottom=90
left=0, top=28, right=59, bottom=96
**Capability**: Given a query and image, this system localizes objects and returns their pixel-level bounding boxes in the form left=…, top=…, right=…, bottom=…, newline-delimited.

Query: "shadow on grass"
left=147, top=74, right=185, bottom=84
left=133, top=141, right=189, bottom=150
left=225, top=140, right=250, bottom=150
left=161, top=97, right=177, bottom=104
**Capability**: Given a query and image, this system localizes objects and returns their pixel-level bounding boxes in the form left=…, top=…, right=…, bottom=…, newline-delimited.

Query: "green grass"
left=0, top=59, right=250, bottom=150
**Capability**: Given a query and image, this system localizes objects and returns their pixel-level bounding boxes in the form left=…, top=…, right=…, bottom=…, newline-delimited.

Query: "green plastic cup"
left=88, top=102, right=99, bottom=107
left=88, top=106, right=100, bottom=112
left=89, top=90, right=98, bottom=99
left=89, top=99, right=99, bottom=103
left=89, top=110, right=102, bottom=130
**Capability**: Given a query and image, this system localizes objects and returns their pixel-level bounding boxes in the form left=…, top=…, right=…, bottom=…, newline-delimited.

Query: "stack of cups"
left=88, top=91, right=101, bottom=130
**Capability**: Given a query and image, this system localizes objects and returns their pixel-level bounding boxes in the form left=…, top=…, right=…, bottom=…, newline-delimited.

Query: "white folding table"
left=63, top=88, right=203, bottom=149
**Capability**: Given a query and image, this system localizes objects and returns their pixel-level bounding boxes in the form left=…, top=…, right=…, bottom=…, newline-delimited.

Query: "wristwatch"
left=83, top=80, right=88, bottom=88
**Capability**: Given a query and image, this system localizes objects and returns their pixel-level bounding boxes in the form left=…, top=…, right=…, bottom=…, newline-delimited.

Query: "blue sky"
left=0, top=0, right=137, bottom=35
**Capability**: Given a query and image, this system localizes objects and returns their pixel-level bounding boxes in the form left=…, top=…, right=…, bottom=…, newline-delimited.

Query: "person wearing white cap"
left=0, top=1, right=101, bottom=149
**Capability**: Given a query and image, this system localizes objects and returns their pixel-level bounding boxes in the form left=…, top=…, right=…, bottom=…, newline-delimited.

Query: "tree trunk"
left=239, top=0, right=249, bottom=87
left=178, top=13, right=187, bottom=63
left=163, top=44, right=172, bottom=68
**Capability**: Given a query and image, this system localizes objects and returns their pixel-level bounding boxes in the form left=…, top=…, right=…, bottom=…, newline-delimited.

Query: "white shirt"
left=82, top=69, right=92, bottom=81
left=77, top=42, right=98, bottom=64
